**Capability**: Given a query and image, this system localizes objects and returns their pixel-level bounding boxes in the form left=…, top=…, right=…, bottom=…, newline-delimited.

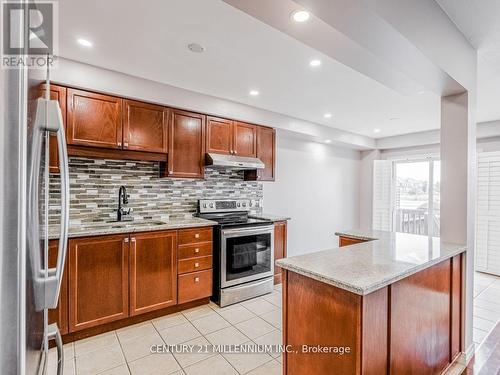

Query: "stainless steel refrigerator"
left=0, top=6, right=69, bottom=375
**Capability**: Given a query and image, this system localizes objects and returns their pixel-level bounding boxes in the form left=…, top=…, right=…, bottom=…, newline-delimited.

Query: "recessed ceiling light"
left=291, top=10, right=310, bottom=22
left=323, top=113, right=332, bottom=118
left=77, top=38, right=92, bottom=47
left=309, top=59, right=321, bottom=67
left=188, top=43, right=205, bottom=53
left=325, top=139, right=332, bottom=143
left=249, top=90, right=259, bottom=96
left=373, top=129, right=381, bottom=134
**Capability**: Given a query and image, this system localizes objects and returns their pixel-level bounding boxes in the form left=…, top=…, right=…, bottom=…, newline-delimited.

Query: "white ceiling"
left=437, top=0, right=500, bottom=123
left=58, top=0, right=442, bottom=138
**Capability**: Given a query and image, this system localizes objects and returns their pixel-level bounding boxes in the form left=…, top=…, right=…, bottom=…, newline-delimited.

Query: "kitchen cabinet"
left=339, top=236, right=366, bottom=247
left=129, top=231, right=177, bottom=316
left=39, top=84, right=66, bottom=174
left=67, top=88, right=122, bottom=149
left=178, top=270, right=212, bottom=304
left=69, top=234, right=129, bottom=332
left=273, top=221, right=287, bottom=284
left=167, top=109, right=206, bottom=179
left=233, top=121, right=257, bottom=157
left=123, top=100, right=169, bottom=153
left=244, top=126, right=276, bottom=181
left=206, top=116, right=233, bottom=155
left=48, top=240, right=69, bottom=335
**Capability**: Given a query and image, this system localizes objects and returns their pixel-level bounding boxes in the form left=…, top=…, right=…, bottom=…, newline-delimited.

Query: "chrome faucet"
left=117, top=186, right=132, bottom=221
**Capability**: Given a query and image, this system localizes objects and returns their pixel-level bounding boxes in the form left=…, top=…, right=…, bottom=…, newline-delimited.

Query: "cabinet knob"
left=194, top=248, right=200, bottom=253
left=118, top=141, right=122, bottom=147
left=131, top=237, right=136, bottom=242
left=194, top=262, right=199, bottom=268
left=234, top=150, right=237, bottom=155
left=124, top=142, right=129, bottom=148
left=195, top=233, right=200, bottom=239
left=194, top=277, right=200, bottom=283
left=124, top=238, right=129, bottom=243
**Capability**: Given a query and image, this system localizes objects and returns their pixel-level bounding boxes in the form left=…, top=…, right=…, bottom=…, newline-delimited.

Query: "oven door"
left=221, top=225, right=274, bottom=288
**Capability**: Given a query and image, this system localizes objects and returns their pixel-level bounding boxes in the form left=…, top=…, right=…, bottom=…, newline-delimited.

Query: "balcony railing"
left=394, top=208, right=440, bottom=236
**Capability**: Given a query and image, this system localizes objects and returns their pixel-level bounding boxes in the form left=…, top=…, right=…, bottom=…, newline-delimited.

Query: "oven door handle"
left=221, top=226, right=274, bottom=237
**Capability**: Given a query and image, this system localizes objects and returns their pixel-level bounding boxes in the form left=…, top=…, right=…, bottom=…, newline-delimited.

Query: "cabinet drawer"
left=178, top=270, right=212, bottom=304
left=178, top=242, right=212, bottom=260
left=178, top=227, right=212, bottom=245
left=178, top=256, right=212, bottom=275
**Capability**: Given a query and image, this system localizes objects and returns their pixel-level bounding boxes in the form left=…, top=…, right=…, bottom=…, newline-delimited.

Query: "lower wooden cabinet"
left=178, top=270, right=212, bottom=304
left=48, top=240, right=69, bottom=335
left=339, top=236, right=366, bottom=247
left=274, top=221, right=288, bottom=284
left=129, top=231, right=177, bottom=316
left=69, top=234, right=130, bottom=332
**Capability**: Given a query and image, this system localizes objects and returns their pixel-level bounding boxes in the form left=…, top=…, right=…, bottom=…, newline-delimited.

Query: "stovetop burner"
left=197, top=199, right=271, bottom=228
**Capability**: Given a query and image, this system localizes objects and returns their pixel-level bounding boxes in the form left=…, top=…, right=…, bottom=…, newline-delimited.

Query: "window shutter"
left=476, top=152, right=500, bottom=276
left=373, top=160, right=393, bottom=231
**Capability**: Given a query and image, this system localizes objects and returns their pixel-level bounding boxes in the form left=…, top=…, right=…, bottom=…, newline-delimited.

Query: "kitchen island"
left=276, top=229, right=466, bottom=375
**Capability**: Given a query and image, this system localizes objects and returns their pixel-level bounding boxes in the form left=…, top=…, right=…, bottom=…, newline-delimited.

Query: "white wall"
left=263, top=135, right=361, bottom=257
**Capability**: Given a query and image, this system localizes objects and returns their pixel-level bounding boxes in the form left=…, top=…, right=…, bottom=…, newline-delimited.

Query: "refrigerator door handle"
left=47, top=323, right=64, bottom=375
left=45, top=99, right=69, bottom=308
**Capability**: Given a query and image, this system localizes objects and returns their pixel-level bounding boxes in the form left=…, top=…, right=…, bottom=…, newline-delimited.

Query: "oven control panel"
left=198, top=199, right=251, bottom=213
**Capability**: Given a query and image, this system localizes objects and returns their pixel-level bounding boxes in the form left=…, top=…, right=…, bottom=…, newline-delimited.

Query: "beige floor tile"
left=75, top=344, right=125, bottom=375
left=275, top=354, right=283, bottom=363
left=182, top=305, right=216, bottom=321
left=205, top=326, right=250, bottom=346
left=262, top=292, right=282, bottom=308
left=474, top=298, right=500, bottom=313
left=46, top=354, right=75, bottom=375
left=474, top=316, right=496, bottom=332
left=120, top=331, right=164, bottom=362
left=64, top=342, right=75, bottom=361
left=74, top=331, right=119, bottom=357
left=128, top=353, right=181, bottom=375
left=99, top=364, right=131, bottom=375
left=217, top=304, right=256, bottom=325
left=191, top=312, right=230, bottom=335
left=183, top=355, right=237, bottom=375
left=253, top=330, right=282, bottom=357
left=246, top=359, right=282, bottom=375
left=242, top=298, right=278, bottom=315
left=153, top=313, right=189, bottom=331
left=222, top=341, right=273, bottom=374
left=261, top=309, right=282, bottom=329
left=274, top=284, right=282, bottom=292
left=172, top=336, right=216, bottom=368
left=474, top=306, right=500, bottom=323
left=235, top=317, right=275, bottom=339
left=159, top=322, right=201, bottom=345
left=473, top=328, right=488, bottom=344
left=116, top=322, right=156, bottom=342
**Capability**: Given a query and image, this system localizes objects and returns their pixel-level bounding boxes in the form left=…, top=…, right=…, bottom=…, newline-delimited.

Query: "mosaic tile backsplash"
left=49, top=157, right=263, bottom=226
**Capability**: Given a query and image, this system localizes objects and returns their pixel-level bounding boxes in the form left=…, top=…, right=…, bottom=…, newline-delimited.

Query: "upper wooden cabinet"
left=129, top=231, right=177, bottom=316
left=67, top=88, right=122, bottom=149
left=39, top=84, right=66, bottom=173
left=233, top=121, right=257, bottom=157
left=68, top=234, right=129, bottom=332
left=123, top=100, right=169, bottom=153
left=167, top=109, right=206, bottom=179
left=245, top=126, right=276, bottom=181
left=206, top=116, right=233, bottom=155
left=48, top=240, right=69, bottom=335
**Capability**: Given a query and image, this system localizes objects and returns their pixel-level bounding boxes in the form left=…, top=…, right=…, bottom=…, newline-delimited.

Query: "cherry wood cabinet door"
left=48, top=240, right=69, bottom=335
left=39, top=84, right=66, bottom=173
left=67, top=88, right=122, bottom=149
left=233, top=121, right=257, bottom=157
left=274, top=221, right=287, bottom=284
left=123, top=100, right=169, bottom=153
left=69, top=234, right=129, bottom=332
left=167, top=109, right=206, bottom=178
left=245, top=126, right=275, bottom=181
left=129, top=231, right=177, bottom=316
left=206, top=116, right=233, bottom=155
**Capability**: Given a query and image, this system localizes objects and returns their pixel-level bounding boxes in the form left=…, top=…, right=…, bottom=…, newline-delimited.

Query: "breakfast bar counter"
left=276, top=229, right=466, bottom=375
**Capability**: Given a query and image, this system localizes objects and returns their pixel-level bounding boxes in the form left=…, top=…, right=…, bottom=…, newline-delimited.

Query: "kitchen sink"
left=79, top=220, right=167, bottom=230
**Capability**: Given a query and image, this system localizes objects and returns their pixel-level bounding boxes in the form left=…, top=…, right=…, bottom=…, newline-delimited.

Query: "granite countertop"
left=276, top=229, right=466, bottom=296
left=48, top=217, right=217, bottom=239
left=249, top=213, right=291, bottom=222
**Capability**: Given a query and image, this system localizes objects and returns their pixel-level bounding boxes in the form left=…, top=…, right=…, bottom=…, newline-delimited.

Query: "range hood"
left=205, top=153, right=265, bottom=170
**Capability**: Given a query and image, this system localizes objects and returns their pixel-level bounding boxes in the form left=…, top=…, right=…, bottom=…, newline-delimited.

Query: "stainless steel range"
left=197, top=199, right=274, bottom=307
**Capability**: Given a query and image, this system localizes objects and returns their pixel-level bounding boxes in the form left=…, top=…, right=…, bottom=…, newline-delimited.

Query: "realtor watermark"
left=1, top=1, right=58, bottom=69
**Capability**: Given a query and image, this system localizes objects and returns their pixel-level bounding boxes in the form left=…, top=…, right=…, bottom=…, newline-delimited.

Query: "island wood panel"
left=48, top=240, right=69, bottom=335
left=339, top=236, right=366, bottom=247
left=69, top=234, right=129, bottom=332
left=67, top=88, right=123, bottom=149
left=274, top=221, right=287, bottom=284
left=233, top=121, right=256, bottom=157
left=389, top=259, right=452, bottom=375
left=450, top=254, right=462, bottom=360
left=283, top=270, right=362, bottom=375
left=123, top=100, right=169, bottom=153
left=129, top=231, right=177, bottom=316
left=167, top=109, right=205, bottom=179
left=244, top=126, right=276, bottom=181
left=206, top=116, right=233, bottom=155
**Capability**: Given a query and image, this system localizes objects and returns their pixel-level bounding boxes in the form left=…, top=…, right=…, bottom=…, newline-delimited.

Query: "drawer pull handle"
left=194, top=277, right=200, bottom=283
left=194, top=248, right=200, bottom=253
left=195, top=233, right=200, bottom=239
left=194, top=262, right=199, bottom=268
